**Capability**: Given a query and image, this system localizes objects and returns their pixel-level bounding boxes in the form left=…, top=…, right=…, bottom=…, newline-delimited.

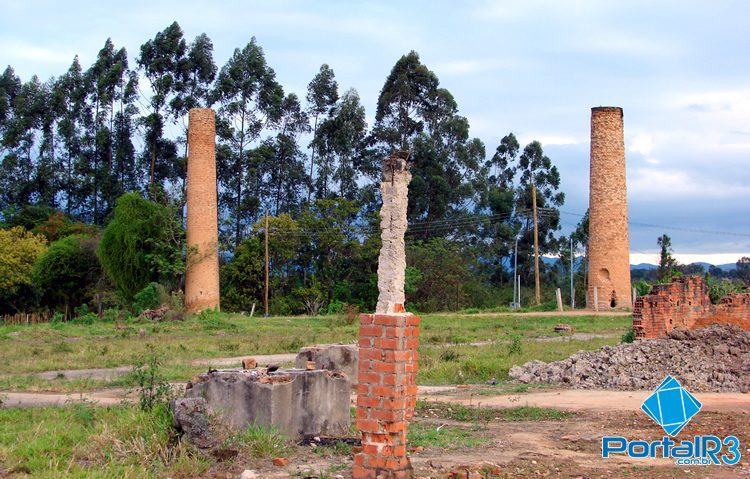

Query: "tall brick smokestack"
left=185, top=108, right=220, bottom=313
left=587, top=106, right=632, bottom=310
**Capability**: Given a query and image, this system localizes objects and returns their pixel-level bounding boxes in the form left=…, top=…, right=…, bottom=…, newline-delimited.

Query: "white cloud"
left=629, top=167, right=750, bottom=199
left=0, top=40, right=76, bottom=66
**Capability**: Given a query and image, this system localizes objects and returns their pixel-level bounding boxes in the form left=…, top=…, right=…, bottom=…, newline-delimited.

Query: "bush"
left=621, top=327, right=636, bottom=343
left=220, top=237, right=263, bottom=312
left=132, top=282, right=168, bottom=314
left=32, top=235, right=102, bottom=313
left=0, top=226, right=47, bottom=314
left=130, top=352, right=173, bottom=411
left=99, top=193, right=184, bottom=302
left=407, top=239, right=472, bottom=312
left=705, top=274, right=745, bottom=304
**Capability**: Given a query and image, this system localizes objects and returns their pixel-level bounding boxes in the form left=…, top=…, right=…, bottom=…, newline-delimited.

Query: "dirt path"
left=453, top=310, right=631, bottom=318
left=424, top=388, right=750, bottom=413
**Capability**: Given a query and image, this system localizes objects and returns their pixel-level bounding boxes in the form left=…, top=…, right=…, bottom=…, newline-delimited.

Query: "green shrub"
left=130, top=352, right=173, bottom=411
left=621, top=327, right=636, bottom=343
left=98, top=193, right=184, bottom=302
left=132, top=282, right=167, bottom=314
left=32, top=235, right=102, bottom=313
left=0, top=226, right=47, bottom=314
left=220, top=237, right=263, bottom=313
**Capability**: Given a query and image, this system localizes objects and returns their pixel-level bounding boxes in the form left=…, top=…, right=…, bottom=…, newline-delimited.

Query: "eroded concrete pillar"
left=587, top=106, right=632, bottom=310
left=185, top=108, right=220, bottom=313
left=355, top=153, right=419, bottom=479
left=376, top=155, right=411, bottom=315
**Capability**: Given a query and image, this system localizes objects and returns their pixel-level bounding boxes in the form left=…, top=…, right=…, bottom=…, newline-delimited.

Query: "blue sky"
left=2, top=0, right=750, bottom=263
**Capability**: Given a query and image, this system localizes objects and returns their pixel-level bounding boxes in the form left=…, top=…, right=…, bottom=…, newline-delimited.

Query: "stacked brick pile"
left=354, top=313, right=420, bottom=479
left=633, top=276, right=750, bottom=339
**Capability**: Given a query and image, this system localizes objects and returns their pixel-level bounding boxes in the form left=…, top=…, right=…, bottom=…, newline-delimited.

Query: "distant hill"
left=541, top=257, right=738, bottom=272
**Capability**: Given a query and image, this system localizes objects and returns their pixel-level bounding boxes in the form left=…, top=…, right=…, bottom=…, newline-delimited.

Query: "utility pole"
left=512, top=237, right=519, bottom=308
left=570, top=237, right=574, bottom=309
left=531, top=182, right=541, bottom=305
left=264, top=209, right=269, bottom=317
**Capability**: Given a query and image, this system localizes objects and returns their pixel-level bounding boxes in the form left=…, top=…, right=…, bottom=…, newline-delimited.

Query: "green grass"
left=0, top=311, right=628, bottom=391
left=407, top=422, right=487, bottom=449
left=417, top=336, right=620, bottom=385
left=0, top=402, right=209, bottom=478
left=415, top=400, right=573, bottom=422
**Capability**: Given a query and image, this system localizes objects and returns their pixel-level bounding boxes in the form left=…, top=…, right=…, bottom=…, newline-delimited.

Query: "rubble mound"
left=509, top=324, right=750, bottom=392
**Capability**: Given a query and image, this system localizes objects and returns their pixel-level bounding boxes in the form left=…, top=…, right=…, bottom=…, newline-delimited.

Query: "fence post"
left=556, top=288, right=563, bottom=312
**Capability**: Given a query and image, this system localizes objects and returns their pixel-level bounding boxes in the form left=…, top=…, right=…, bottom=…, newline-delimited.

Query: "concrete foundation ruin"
left=633, top=275, right=750, bottom=339
left=295, top=344, right=358, bottom=385
left=181, top=368, right=350, bottom=439
left=587, top=106, right=632, bottom=310
left=354, top=153, right=420, bottom=479
left=185, top=108, right=220, bottom=313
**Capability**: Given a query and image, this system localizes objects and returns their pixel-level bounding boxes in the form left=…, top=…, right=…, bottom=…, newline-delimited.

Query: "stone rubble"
left=509, top=324, right=750, bottom=392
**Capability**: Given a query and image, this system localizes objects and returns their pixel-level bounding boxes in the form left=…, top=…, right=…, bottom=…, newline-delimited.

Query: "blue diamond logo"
left=641, top=375, right=702, bottom=436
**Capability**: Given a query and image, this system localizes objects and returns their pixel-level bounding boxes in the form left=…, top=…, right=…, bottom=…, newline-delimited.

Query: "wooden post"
left=556, top=288, right=563, bottom=312
left=531, top=182, right=541, bottom=305
left=249, top=302, right=256, bottom=318
left=264, top=210, right=269, bottom=318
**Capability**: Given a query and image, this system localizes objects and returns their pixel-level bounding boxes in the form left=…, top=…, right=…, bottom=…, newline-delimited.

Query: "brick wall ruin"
left=633, top=275, right=750, bottom=339
left=587, top=106, right=632, bottom=310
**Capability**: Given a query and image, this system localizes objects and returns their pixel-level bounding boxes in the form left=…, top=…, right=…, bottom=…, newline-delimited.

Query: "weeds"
left=130, top=350, right=173, bottom=410
left=225, top=424, right=291, bottom=458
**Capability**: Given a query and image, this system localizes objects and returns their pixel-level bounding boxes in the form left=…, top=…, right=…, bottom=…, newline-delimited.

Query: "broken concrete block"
left=171, top=397, right=218, bottom=450
left=295, top=344, right=358, bottom=384
left=183, top=368, right=350, bottom=439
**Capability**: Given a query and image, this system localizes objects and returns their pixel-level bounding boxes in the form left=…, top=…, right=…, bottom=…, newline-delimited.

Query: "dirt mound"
left=509, top=324, right=750, bottom=392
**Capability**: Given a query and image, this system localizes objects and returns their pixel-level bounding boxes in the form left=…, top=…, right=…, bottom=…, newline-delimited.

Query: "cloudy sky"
left=2, top=0, right=749, bottom=263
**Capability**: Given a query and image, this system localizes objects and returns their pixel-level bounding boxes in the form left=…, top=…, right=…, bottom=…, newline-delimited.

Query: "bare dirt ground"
left=408, top=408, right=750, bottom=479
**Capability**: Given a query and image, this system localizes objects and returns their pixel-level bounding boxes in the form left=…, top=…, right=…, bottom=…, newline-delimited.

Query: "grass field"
left=0, top=311, right=630, bottom=392
left=0, top=399, right=574, bottom=478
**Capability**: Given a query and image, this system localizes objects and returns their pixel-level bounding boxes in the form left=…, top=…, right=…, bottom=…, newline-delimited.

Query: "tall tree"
left=315, top=88, right=367, bottom=200
left=137, top=22, right=187, bottom=193
left=305, top=64, right=338, bottom=201
left=269, top=93, right=309, bottom=214
left=657, top=234, right=678, bottom=281
left=213, top=37, right=284, bottom=246
left=373, top=52, right=485, bottom=238
left=170, top=32, right=217, bottom=203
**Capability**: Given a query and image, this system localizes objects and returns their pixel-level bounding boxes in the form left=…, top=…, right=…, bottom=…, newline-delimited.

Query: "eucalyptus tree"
left=269, top=93, right=309, bottom=215
left=170, top=32, right=217, bottom=191
left=56, top=57, right=90, bottom=216
left=0, top=74, right=45, bottom=211
left=305, top=64, right=338, bottom=201
left=137, top=21, right=188, bottom=193
left=373, top=51, right=485, bottom=238
left=315, top=88, right=367, bottom=200
left=212, top=37, right=284, bottom=246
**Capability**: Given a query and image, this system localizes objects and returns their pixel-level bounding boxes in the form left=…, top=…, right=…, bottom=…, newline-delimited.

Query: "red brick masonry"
left=354, top=313, right=420, bottom=479
left=633, top=276, right=750, bottom=339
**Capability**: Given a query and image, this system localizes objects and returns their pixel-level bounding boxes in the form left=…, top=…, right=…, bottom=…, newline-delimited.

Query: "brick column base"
left=353, top=313, right=420, bottom=479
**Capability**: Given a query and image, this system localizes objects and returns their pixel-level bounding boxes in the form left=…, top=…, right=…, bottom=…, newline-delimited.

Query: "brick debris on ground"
left=510, top=324, right=750, bottom=392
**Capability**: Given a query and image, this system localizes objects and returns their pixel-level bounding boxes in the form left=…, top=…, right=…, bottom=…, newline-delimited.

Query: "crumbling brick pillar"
left=354, top=153, right=419, bottom=479
left=587, top=106, right=632, bottom=310
left=185, top=108, right=220, bottom=313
